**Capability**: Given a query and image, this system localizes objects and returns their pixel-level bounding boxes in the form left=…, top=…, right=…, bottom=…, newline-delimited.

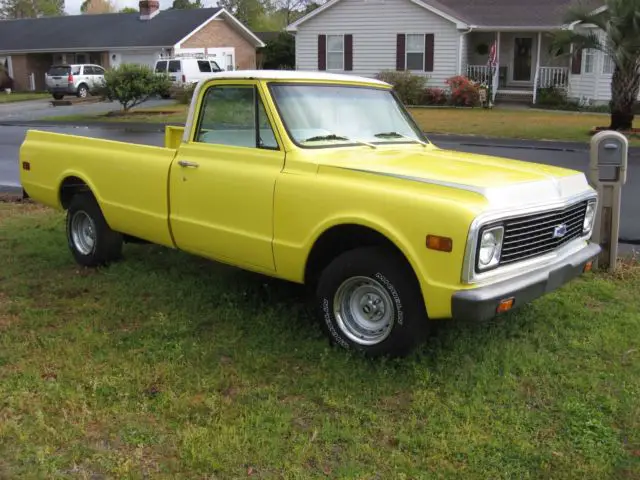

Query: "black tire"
left=315, top=247, right=429, bottom=357
left=76, top=84, right=88, bottom=98
left=66, top=193, right=123, bottom=267
left=52, top=93, right=64, bottom=100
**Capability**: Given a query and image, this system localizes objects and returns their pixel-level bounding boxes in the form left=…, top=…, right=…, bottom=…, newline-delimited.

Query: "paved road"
left=1, top=124, right=638, bottom=243
left=0, top=98, right=173, bottom=122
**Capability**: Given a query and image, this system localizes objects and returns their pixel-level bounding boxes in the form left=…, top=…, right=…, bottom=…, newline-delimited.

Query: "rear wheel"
left=76, top=84, right=88, bottom=98
left=314, top=247, right=429, bottom=357
left=66, top=193, right=123, bottom=267
left=52, top=93, right=64, bottom=100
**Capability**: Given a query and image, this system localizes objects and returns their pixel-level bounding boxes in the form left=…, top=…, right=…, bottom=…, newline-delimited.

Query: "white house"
left=286, top=0, right=631, bottom=105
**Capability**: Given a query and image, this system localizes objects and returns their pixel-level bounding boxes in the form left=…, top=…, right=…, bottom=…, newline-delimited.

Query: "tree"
left=551, top=0, right=640, bottom=130
left=0, top=0, right=63, bottom=18
left=80, top=0, right=115, bottom=14
left=216, top=0, right=266, bottom=29
left=98, top=63, right=172, bottom=112
left=261, top=31, right=295, bottom=69
left=170, top=0, right=202, bottom=9
left=119, top=6, right=137, bottom=12
left=271, top=0, right=317, bottom=26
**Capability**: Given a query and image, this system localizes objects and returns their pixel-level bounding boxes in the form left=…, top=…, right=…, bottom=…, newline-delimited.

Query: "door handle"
left=178, top=160, right=199, bottom=168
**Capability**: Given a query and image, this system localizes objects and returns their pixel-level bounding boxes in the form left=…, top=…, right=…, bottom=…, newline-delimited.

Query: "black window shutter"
left=396, top=34, right=406, bottom=71
left=318, top=34, right=326, bottom=71
left=424, top=33, right=434, bottom=72
left=571, top=45, right=582, bottom=75
left=344, top=34, right=353, bottom=71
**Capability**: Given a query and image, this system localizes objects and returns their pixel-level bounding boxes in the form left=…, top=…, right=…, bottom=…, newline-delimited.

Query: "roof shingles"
left=431, top=0, right=602, bottom=28
left=0, top=7, right=221, bottom=52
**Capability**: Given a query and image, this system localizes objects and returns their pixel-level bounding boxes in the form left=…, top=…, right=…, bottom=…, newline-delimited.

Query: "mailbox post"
left=588, top=130, right=629, bottom=271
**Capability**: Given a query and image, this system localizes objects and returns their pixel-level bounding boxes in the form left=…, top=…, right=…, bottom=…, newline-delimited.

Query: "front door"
left=513, top=37, right=533, bottom=82
left=169, top=81, right=284, bottom=272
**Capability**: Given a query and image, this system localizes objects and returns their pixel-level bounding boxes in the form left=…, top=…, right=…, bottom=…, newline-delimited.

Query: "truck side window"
left=195, top=85, right=278, bottom=150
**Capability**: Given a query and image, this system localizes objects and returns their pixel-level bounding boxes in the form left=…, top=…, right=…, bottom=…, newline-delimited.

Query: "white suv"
left=154, top=57, right=224, bottom=89
left=45, top=64, right=105, bottom=100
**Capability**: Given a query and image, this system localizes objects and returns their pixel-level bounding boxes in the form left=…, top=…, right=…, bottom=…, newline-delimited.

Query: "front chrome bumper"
left=451, top=241, right=601, bottom=321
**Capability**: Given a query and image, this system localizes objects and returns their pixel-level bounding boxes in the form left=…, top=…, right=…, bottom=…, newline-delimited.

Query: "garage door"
left=117, top=51, right=159, bottom=68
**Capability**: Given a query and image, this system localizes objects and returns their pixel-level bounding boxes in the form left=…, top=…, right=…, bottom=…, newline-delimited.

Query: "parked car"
left=45, top=64, right=106, bottom=100
left=19, top=70, right=601, bottom=358
left=154, top=56, right=223, bottom=91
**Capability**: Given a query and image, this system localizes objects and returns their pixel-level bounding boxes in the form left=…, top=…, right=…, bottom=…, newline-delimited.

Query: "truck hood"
left=318, top=145, right=593, bottom=208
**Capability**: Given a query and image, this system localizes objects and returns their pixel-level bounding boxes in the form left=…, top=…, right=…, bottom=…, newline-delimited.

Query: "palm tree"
left=551, top=0, right=640, bottom=130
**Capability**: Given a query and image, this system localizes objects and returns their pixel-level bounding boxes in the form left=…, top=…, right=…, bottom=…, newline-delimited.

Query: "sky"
left=64, top=0, right=214, bottom=15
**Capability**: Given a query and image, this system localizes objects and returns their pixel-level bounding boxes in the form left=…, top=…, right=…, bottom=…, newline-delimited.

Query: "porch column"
left=492, top=31, right=501, bottom=102
left=6, top=56, right=13, bottom=79
left=533, top=31, right=542, bottom=104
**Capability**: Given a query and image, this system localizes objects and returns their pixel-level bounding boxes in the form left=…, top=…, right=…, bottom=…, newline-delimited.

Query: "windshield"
left=268, top=84, right=428, bottom=147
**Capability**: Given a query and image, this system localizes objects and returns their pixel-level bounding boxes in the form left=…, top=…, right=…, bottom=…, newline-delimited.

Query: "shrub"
left=537, top=86, right=568, bottom=106
left=176, top=82, right=197, bottom=104
left=420, top=87, right=448, bottom=105
left=445, top=75, right=480, bottom=107
left=98, top=63, right=172, bottom=112
left=375, top=70, right=427, bottom=105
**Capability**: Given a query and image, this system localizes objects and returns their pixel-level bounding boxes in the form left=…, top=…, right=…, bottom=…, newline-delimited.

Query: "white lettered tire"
left=315, top=247, right=429, bottom=357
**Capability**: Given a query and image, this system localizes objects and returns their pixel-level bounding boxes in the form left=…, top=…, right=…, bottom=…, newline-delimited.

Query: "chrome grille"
left=499, top=200, right=589, bottom=266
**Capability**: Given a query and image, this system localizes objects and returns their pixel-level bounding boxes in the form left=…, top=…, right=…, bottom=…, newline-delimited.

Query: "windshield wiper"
left=374, top=131, right=429, bottom=147
left=302, top=133, right=376, bottom=149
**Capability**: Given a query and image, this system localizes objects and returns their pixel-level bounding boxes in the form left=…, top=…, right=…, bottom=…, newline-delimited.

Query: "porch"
left=463, top=31, right=570, bottom=104
left=6, top=51, right=108, bottom=92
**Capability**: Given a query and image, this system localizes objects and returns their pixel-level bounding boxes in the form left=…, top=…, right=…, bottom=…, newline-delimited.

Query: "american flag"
left=488, top=40, right=497, bottom=67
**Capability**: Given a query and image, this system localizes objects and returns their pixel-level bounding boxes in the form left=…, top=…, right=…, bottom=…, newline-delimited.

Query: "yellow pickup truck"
left=19, top=70, right=601, bottom=357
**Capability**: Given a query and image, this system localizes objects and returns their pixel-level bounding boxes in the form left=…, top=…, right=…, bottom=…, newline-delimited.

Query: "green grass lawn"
left=50, top=103, right=188, bottom=124
left=0, top=92, right=50, bottom=104
left=1, top=201, right=639, bottom=478
left=411, top=107, right=640, bottom=146
left=48, top=103, right=640, bottom=146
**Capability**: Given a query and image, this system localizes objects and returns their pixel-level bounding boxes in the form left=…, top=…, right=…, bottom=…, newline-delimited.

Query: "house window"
left=584, top=49, right=595, bottom=73
left=602, top=53, right=614, bottom=74
left=327, top=35, right=344, bottom=70
left=406, top=34, right=424, bottom=71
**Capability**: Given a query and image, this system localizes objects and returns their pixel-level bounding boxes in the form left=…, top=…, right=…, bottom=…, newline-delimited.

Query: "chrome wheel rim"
left=333, top=276, right=395, bottom=346
left=70, top=211, right=96, bottom=255
left=79, top=88, right=87, bottom=97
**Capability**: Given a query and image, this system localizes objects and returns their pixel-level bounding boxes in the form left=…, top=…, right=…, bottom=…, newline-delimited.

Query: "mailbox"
left=587, top=130, right=629, bottom=271
left=589, top=130, right=628, bottom=184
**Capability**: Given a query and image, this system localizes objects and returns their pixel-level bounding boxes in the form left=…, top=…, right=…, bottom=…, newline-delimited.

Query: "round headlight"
left=479, top=231, right=497, bottom=266
left=583, top=202, right=596, bottom=232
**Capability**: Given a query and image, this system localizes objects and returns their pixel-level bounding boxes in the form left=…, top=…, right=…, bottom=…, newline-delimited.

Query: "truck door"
left=168, top=81, right=284, bottom=272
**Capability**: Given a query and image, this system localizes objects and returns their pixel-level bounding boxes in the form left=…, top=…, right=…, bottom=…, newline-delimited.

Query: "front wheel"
left=66, top=193, right=123, bottom=267
left=314, top=247, right=429, bottom=357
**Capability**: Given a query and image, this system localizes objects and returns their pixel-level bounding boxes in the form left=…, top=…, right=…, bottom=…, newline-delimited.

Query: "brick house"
left=0, top=3, right=264, bottom=92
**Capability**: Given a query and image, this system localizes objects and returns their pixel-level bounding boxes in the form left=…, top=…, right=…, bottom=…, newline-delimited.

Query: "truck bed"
left=20, top=130, right=178, bottom=248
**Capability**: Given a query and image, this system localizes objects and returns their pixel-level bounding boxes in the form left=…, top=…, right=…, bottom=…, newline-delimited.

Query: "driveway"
left=0, top=97, right=175, bottom=122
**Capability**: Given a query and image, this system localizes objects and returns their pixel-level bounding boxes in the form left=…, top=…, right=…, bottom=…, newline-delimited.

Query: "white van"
left=153, top=56, right=225, bottom=88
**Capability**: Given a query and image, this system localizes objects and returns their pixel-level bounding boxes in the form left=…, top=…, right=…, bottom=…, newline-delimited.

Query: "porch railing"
left=537, top=67, right=570, bottom=89
left=466, top=65, right=492, bottom=85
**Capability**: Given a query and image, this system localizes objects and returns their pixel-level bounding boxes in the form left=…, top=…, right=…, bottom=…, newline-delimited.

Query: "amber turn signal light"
left=497, top=297, right=515, bottom=314
left=426, top=235, right=453, bottom=252
left=584, top=261, right=593, bottom=273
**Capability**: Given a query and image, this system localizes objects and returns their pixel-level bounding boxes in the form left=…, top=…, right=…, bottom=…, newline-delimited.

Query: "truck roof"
left=203, top=69, right=390, bottom=87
